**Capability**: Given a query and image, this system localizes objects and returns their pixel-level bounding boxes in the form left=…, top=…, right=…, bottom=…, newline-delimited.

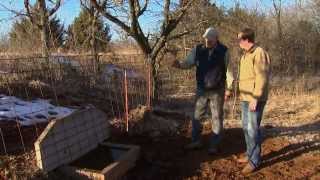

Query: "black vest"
left=195, top=42, right=228, bottom=91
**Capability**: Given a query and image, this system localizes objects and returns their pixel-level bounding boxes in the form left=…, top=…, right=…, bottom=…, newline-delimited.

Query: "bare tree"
left=311, top=0, right=320, bottom=32
left=89, top=0, right=196, bottom=97
left=23, top=0, right=61, bottom=57
left=272, top=0, right=283, bottom=44
left=80, top=0, right=107, bottom=73
left=272, top=0, right=285, bottom=68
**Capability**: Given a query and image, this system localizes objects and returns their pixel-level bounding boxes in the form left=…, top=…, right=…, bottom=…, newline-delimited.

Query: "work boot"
left=184, top=141, right=203, bottom=150
left=241, top=163, right=256, bottom=175
left=207, top=147, right=219, bottom=155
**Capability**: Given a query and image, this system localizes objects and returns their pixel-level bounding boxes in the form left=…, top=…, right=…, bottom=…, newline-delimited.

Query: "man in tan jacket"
left=226, top=28, right=271, bottom=174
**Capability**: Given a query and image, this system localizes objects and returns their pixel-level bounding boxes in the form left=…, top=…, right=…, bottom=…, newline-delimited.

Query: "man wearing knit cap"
left=173, top=27, right=234, bottom=154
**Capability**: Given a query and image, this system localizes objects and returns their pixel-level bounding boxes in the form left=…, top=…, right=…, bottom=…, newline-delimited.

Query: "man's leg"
left=246, top=101, right=266, bottom=168
left=185, top=95, right=208, bottom=149
left=241, top=101, right=266, bottom=174
left=241, top=101, right=250, bottom=157
left=208, top=89, right=224, bottom=153
left=192, top=95, right=208, bottom=142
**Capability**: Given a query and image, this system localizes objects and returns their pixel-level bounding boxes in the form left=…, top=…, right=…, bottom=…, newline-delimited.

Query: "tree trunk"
left=40, top=24, right=50, bottom=58
left=88, top=0, right=195, bottom=105
left=39, top=0, right=50, bottom=58
left=276, top=12, right=284, bottom=65
left=148, top=56, right=160, bottom=103
left=90, top=11, right=99, bottom=73
left=273, top=0, right=284, bottom=72
left=24, top=0, right=61, bottom=59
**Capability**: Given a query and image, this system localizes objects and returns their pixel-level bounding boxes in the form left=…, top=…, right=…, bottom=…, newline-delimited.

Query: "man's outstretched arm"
left=172, top=47, right=196, bottom=69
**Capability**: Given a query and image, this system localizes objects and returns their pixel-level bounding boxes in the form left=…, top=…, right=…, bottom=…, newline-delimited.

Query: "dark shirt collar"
left=205, top=41, right=220, bottom=50
left=246, top=44, right=257, bottom=54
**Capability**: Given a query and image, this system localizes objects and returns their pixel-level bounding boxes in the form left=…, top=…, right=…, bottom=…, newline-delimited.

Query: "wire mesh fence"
left=0, top=52, right=248, bottom=180
left=0, top=54, right=152, bottom=154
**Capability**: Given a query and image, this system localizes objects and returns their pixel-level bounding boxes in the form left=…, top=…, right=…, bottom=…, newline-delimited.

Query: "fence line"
left=0, top=55, right=152, bottom=154
left=0, top=53, right=199, bottom=155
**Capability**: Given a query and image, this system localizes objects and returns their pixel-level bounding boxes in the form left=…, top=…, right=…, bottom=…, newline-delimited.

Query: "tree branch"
left=172, top=0, right=194, bottom=26
left=23, top=0, right=35, bottom=23
left=152, top=0, right=195, bottom=57
left=133, top=0, right=140, bottom=16
left=161, top=0, right=170, bottom=34
left=48, top=0, right=61, bottom=16
left=128, top=0, right=138, bottom=33
left=0, top=3, right=28, bottom=17
left=167, top=20, right=208, bottom=40
left=80, top=0, right=91, bottom=12
left=137, top=0, right=148, bottom=17
left=90, top=0, right=131, bottom=33
left=167, top=30, right=189, bottom=40
left=162, top=0, right=194, bottom=37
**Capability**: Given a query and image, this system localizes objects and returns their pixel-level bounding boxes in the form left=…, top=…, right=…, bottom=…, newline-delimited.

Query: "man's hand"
left=172, top=60, right=180, bottom=68
left=249, top=100, right=258, bottom=112
left=224, top=91, right=232, bottom=101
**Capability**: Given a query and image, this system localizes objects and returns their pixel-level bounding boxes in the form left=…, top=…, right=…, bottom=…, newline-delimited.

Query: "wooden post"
left=124, top=70, right=129, bottom=132
left=146, top=64, right=152, bottom=110
left=0, top=128, right=7, bottom=154
left=183, top=27, right=187, bottom=57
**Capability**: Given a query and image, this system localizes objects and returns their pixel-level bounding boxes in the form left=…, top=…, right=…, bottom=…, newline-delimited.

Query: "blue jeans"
left=241, top=101, right=266, bottom=168
left=192, top=89, right=224, bottom=149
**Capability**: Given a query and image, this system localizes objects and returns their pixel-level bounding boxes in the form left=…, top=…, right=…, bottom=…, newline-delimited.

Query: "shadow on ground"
left=114, top=118, right=320, bottom=179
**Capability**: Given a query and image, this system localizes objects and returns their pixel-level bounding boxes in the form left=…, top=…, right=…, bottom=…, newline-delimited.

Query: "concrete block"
left=42, top=145, right=57, bottom=157
left=58, top=143, right=140, bottom=180
left=52, top=130, right=66, bottom=143
left=56, top=139, right=69, bottom=151
left=34, top=108, right=110, bottom=172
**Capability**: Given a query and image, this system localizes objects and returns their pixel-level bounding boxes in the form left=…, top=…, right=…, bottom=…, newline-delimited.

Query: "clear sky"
left=0, top=0, right=295, bottom=39
left=0, top=0, right=81, bottom=36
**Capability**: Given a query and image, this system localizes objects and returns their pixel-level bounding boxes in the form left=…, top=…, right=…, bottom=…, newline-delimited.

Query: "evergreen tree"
left=9, top=16, right=64, bottom=53
left=65, top=9, right=111, bottom=52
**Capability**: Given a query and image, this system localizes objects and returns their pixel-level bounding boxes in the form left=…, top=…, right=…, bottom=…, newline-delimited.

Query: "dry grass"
left=265, top=76, right=320, bottom=124
left=0, top=53, right=319, bottom=179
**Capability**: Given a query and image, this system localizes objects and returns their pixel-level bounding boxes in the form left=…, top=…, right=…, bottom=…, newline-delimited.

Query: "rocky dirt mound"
left=110, top=105, right=189, bottom=138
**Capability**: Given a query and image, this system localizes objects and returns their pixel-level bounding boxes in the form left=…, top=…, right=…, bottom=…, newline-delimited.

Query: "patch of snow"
left=102, top=64, right=142, bottom=79
left=0, top=70, right=9, bottom=74
left=49, top=56, right=81, bottom=67
left=0, top=94, right=75, bottom=126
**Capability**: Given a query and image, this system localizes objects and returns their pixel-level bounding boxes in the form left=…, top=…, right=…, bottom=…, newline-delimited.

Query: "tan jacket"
left=238, top=45, right=271, bottom=102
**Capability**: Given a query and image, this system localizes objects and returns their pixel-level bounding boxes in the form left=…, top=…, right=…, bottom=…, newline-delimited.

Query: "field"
left=1, top=0, right=320, bottom=179
left=120, top=76, right=320, bottom=179
left=0, top=65, right=319, bottom=179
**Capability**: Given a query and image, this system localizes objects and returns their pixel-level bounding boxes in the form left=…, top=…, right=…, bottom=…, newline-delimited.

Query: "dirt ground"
left=114, top=119, right=320, bottom=180
left=112, top=133, right=319, bottom=180
left=0, top=78, right=319, bottom=180
left=112, top=83, right=320, bottom=180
